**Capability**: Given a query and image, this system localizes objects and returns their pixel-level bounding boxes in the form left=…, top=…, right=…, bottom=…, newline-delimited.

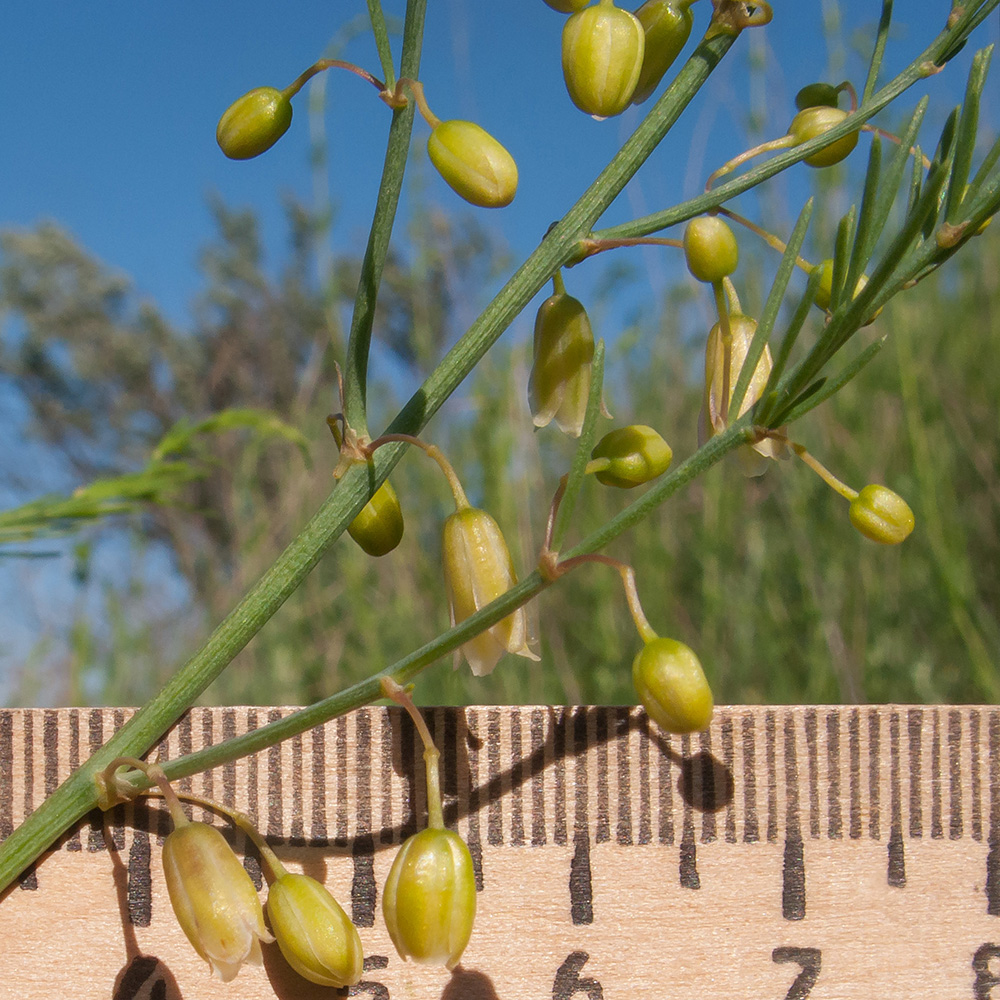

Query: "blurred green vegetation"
left=2, top=193, right=998, bottom=708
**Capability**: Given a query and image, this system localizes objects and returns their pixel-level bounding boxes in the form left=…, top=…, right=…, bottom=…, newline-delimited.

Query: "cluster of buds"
left=97, top=758, right=362, bottom=987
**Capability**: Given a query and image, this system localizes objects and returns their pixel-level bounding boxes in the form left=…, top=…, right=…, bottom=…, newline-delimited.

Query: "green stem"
left=366, top=0, right=397, bottom=92
left=342, top=0, right=426, bottom=437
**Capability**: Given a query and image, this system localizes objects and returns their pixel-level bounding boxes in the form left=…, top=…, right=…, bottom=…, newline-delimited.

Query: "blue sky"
left=0, top=1, right=997, bottom=702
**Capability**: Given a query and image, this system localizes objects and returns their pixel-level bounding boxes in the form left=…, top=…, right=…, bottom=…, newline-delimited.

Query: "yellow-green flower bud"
left=848, top=484, right=915, bottom=545
left=794, top=82, right=840, bottom=111
left=544, top=0, right=591, bottom=10
left=427, top=120, right=518, bottom=208
left=442, top=506, right=539, bottom=676
left=348, top=480, right=404, bottom=557
left=216, top=87, right=293, bottom=160
left=528, top=289, right=595, bottom=438
left=591, top=425, right=673, bottom=488
left=562, top=0, right=645, bottom=118
left=267, top=873, right=363, bottom=988
left=162, top=822, right=272, bottom=981
left=382, top=828, right=477, bottom=969
left=684, top=215, right=739, bottom=283
left=633, top=637, right=713, bottom=734
left=631, top=0, right=695, bottom=105
left=787, top=106, right=858, bottom=167
left=812, top=259, right=880, bottom=324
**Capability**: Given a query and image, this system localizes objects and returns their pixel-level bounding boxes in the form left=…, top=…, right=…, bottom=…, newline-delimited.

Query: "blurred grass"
left=10, top=223, right=997, bottom=709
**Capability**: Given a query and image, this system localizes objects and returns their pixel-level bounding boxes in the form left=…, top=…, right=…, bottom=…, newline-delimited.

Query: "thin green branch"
left=366, top=0, right=397, bottom=91
left=862, top=0, right=894, bottom=104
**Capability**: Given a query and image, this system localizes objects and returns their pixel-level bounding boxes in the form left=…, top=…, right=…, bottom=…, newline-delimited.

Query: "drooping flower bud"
left=427, top=120, right=518, bottom=208
left=562, top=0, right=646, bottom=118
left=684, top=215, right=739, bottom=283
left=216, top=87, right=293, bottom=160
left=794, top=82, right=841, bottom=111
left=442, top=507, right=539, bottom=676
left=348, top=480, right=405, bottom=557
left=266, top=872, right=364, bottom=988
left=633, top=636, right=714, bottom=734
left=162, top=822, right=273, bottom=981
left=787, top=106, right=858, bottom=167
left=631, top=0, right=696, bottom=105
left=590, top=425, right=673, bottom=488
left=382, top=828, right=477, bottom=969
left=848, top=484, right=915, bottom=544
left=529, top=283, right=595, bottom=438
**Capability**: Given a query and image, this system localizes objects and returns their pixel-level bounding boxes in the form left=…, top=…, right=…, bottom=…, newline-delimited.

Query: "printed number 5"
left=772, top=946, right=821, bottom=1000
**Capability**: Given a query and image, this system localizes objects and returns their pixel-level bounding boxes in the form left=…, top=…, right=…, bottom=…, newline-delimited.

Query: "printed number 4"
left=773, top=946, right=821, bottom=1000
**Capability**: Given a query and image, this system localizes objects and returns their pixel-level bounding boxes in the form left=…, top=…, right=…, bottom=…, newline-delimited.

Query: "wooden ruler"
left=1, top=705, right=999, bottom=999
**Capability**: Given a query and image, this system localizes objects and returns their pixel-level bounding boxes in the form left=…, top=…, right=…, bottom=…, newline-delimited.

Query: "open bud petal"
left=382, top=828, right=477, bottom=969
left=216, top=87, right=293, bottom=160
left=562, top=0, right=645, bottom=118
left=591, top=425, right=673, bottom=488
left=162, top=822, right=272, bottom=982
left=849, top=484, right=915, bottom=544
left=529, top=289, right=595, bottom=437
left=428, top=120, right=518, bottom=208
left=267, top=873, right=363, bottom=988
left=633, top=637, right=713, bottom=734
left=442, top=507, right=538, bottom=676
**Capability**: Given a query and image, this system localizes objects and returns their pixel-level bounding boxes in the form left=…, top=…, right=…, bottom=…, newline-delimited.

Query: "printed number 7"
left=772, top=946, right=821, bottom=1000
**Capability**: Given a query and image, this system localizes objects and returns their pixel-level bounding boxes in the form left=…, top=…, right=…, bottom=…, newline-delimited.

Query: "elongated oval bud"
left=849, top=484, right=915, bottom=544
left=631, top=0, right=695, bottom=105
left=633, top=636, right=713, bottom=734
left=382, top=828, right=477, bottom=969
left=428, top=120, right=518, bottom=208
left=787, top=106, right=858, bottom=167
left=216, top=87, right=293, bottom=160
left=267, top=873, right=363, bottom=988
left=349, top=480, right=404, bottom=557
left=562, top=0, right=645, bottom=118
left=529, top=289, right=595, bottom=438
left=442, top=507, right=538, bottom=676
left=684, top=215, right=739, bottom=283
left=591, top=425, right=672, bottom=488
left=162, top=822, right=272, bottom=982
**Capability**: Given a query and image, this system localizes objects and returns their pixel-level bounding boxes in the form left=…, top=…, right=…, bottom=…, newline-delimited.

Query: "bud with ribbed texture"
left=428, top=120, right=518, bottom=208
left=382, top=827, right=477, bottom=969
left=267, top=873, right=363, bottom=988
left=633, top=636, right=714, bottom=734
left=631, top=0, right=696, bottom=105
left=162, top=822, right=273, bottom=982
left=443, top=507, right=539, bottom=676
left=562, top=0, right=645, bottom=118
left=849, top=484, right=915, bottom=544
left=529, top=276, right=595, bottom=437
left=216, top=87, right=293, bottom=160
left=590, top=425, right=673, bottom=488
